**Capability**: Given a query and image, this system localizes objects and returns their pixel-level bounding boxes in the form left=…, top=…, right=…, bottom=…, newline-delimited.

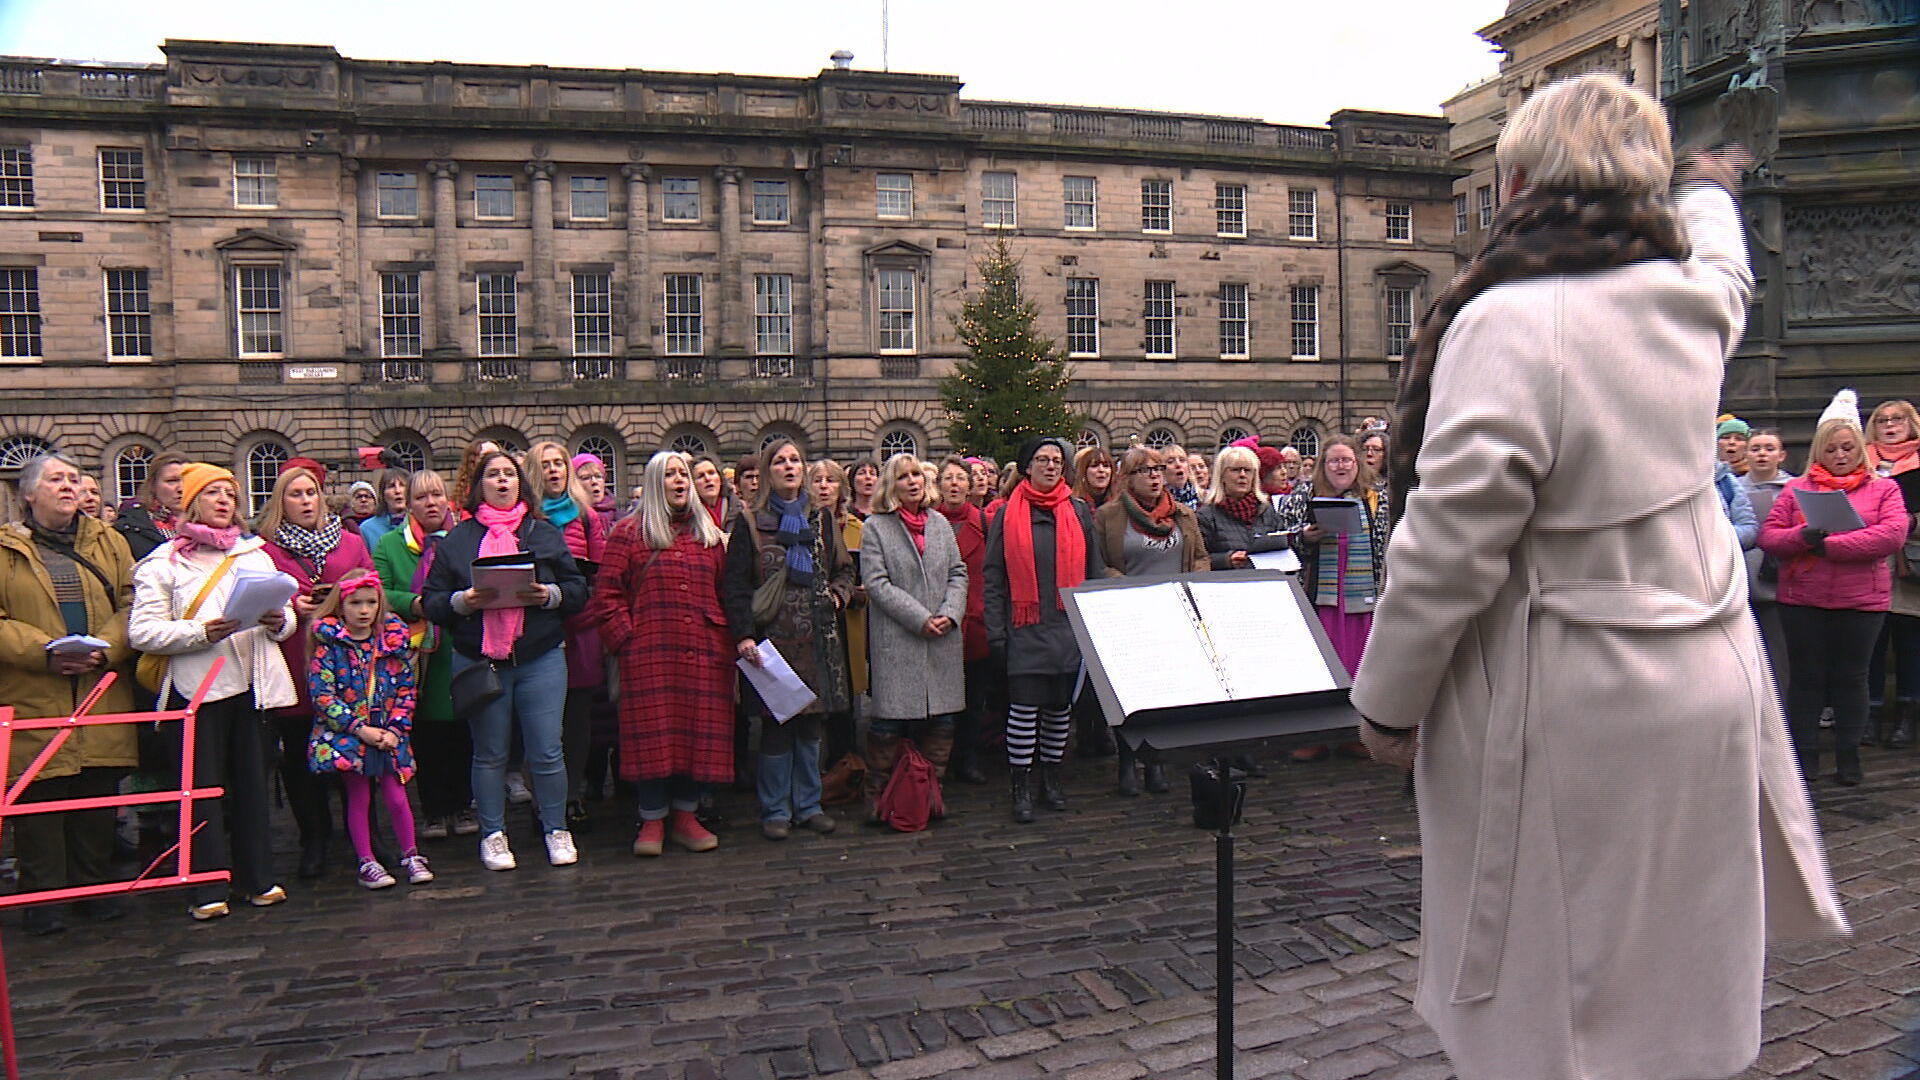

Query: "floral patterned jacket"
left=307, top=613, right=417, bottom=780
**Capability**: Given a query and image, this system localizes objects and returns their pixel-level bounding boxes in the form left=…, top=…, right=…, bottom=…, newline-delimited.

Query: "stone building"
left=0, top=40, right=1455, bottom=514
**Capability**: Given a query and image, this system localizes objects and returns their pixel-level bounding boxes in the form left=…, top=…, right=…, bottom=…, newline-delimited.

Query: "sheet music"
left=737, top=639, right=817, bottom=723
left=1069, top=584, right=1225, bottom=716
left=1185, top=579, right=1341, bottom=698
left=1795, top=488, right=1866, bottom=534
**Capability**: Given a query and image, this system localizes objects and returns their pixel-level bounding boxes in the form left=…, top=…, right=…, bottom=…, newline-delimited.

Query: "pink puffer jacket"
left=1757, top=475, right=1908, bottom=611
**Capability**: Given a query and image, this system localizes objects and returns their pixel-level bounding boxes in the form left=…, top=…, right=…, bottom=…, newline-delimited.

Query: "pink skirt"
left=1317, top=605, right=1373, bottom=679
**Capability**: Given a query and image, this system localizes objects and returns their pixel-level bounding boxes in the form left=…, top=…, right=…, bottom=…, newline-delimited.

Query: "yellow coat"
left=842, top=514, right=869, bottom=697
left=0, top=518, right=139, bottom=781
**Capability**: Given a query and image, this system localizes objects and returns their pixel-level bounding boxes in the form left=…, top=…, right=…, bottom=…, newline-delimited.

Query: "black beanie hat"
left=1015, top=436, right=1071, bottom=477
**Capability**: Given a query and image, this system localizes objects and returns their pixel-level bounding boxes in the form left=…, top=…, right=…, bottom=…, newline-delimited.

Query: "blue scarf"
left=542, top=492, right=581, bottom=529
left=769, top=493, right=816, bottom=587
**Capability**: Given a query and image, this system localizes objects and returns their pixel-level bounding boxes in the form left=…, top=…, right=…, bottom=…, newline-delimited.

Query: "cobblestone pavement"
left=6, top=737, right=1917, bottom=1079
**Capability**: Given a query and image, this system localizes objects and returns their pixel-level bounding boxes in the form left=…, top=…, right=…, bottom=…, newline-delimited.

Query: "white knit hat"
left=1817, top=388, right=1861, bottom=434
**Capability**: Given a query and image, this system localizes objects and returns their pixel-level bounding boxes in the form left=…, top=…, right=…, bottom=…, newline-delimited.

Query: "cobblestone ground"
left=6, top=736, right=1917, bottom=1079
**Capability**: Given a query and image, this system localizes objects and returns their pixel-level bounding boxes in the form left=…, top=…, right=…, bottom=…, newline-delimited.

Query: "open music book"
left=1068, top=577, right=1340, bottom=719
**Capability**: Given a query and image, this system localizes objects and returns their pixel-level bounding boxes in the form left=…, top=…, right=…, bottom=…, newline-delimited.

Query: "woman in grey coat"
left=860, top=453, right=970, bottom=818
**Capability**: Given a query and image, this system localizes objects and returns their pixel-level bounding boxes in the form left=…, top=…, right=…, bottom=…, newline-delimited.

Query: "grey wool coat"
left=861, top=509, right=970, bottom=720
left=1350, top=185, right=1848, bottom=1080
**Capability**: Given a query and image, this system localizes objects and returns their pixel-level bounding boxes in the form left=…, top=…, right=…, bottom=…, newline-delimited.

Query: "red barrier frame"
left=0, top=661, right=230, bottom=1080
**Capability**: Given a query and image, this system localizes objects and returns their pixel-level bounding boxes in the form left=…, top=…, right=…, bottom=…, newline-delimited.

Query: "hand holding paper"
left=221, top=568, right=299, bottom=630
left=471, top=553, right=537, bottom=609
left=736, top=639, right=816, bottom=723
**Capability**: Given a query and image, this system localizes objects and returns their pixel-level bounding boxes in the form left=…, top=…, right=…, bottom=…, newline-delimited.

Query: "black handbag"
left=450, top=658, right=504, bottom=714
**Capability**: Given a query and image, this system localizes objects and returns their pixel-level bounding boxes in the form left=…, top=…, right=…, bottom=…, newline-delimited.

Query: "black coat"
left=422, top=514, right=588, bottom=664
left=112, top=503, right=169, bottom=561
left=1195, top=502, right=1292, bottom=570
left=983, top=496, right=1104, bottom=677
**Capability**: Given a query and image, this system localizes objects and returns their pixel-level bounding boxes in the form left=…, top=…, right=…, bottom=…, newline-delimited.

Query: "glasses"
left=1030, top=457, right=1064, bottom=468
left=1134, top=466, right=1166, bottom=475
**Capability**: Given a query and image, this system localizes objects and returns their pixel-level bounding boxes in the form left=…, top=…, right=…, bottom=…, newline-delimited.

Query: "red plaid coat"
left=589, top=515, right=734, bottom=783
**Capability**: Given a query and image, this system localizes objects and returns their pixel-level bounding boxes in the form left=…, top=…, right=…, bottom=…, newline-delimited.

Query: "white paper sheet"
left=1069, top=584, right=1224, bottom=717
left=46, top=634, right=110, bottom=655
left=1309, top=498, right=1364, bottom=535
left=220, top=568, right=298, bottom=629
left=1249, top=548, right=1301, bottom=573
left=1795, top=488, right=1867, bottom=534
left=737, top=639, right=818, bottom=724
left=1184, top=579, right=1342, bottom=697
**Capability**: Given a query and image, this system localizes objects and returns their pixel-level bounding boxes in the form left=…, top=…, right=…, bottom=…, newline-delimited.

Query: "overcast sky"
left=0, top=0, right=1510, bottom=126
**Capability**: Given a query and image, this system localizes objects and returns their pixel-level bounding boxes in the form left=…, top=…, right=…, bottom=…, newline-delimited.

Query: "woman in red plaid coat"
left=588, top=450, right=733, bottom=857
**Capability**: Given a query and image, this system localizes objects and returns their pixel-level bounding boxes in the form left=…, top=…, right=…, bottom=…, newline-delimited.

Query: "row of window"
left=986, top=175, right=1355, bottom=239
left=0, top=265, right=1413, bottom=362
left=0, top=147, right=151, bottom=212
left=1452, top=186, right=1496, bottom=235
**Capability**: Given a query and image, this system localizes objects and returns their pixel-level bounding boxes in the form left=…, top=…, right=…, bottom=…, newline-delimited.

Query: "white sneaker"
left=479, top=831, right=516, bottom=871
left=506, top=773, right=533, bottom=804
left=544, top=829, right=578, bottom=867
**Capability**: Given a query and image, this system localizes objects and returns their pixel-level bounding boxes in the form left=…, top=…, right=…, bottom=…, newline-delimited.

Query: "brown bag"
left=820, top=752, right=868, bottom=807
left=740, top=511, right=788, bottom=631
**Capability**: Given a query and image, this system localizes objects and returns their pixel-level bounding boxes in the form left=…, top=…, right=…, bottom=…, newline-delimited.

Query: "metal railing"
left=470, top=357, right=528, bottom=382
left=659, top=356, right=709, bottom=382
left=879, top=355, right=918, bottom=379
left=570, top=356, right=623, bottom=381
left=375, top=359, right=428, bottom=384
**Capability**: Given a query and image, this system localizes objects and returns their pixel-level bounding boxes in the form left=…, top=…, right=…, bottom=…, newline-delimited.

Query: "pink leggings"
left=342, top=773, right=417, bottom=864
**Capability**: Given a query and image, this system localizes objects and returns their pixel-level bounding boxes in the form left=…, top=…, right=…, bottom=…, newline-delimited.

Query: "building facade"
left=0, top=41, right=1455, bottom=513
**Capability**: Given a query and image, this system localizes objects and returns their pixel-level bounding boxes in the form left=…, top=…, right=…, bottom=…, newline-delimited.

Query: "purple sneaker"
left=400, top=853, right=434, bottom=885
left=357, top=859, right=396, bottom=890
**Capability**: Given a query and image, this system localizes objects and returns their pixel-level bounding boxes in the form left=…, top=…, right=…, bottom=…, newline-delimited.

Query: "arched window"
left=386, top=439, right=427, bottom=474
left=244, top=440, right=290, bottom=515
left=1144, top=425, right=1178, bottom=450
left=1075, top=428, right=1103, bottom=450
left=575, top=434, right=620, bottom=494
left=1289, top=425, right=1321, bottom=461
left=0, top=434, right=54, bottom=471
left=878, top=428, right=918, bottom=460
left=474, top=427, right=526, bottom=458
left=113, top=442, right=156, bottom=504
left=758, top=425, right=807, bottom=457
left=1217, top=426, right=1251, bottom=450
left=668, top=432, right=709, bottom=458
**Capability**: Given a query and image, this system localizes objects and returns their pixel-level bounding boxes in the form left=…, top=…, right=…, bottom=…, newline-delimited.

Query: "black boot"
left=1038, top=764, right=1067, bottom=811
left=1143, top=758, right=1170, bottom=795
left=1009, top=767, right=1035, bottom=824
left=1834, top=746, right=1863, bottom=787
left=1795, top=748, right=1820, bottom=787
left=297, top=837, right=328, bottom=880
left=1889, top=702, right=1914, bottom=750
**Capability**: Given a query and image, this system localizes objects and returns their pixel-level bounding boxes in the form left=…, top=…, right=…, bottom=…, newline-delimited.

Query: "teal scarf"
left=543, top=492, right=581, bottom=529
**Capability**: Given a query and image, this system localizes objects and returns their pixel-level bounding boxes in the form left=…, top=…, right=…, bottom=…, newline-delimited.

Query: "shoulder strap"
left=184, top=553, right=240, bottom=620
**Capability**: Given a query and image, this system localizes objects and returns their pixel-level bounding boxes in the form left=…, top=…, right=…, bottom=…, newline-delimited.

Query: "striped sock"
left=1037, top=707, right=1072, bottom=764
left=1006, top=703, right=1039, bottom=768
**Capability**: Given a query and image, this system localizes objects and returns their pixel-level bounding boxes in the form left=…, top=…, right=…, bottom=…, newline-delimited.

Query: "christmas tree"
left=940, top=237, right=1078, bottom=462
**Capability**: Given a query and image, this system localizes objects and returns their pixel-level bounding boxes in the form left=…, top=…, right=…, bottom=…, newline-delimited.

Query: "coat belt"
left=1449, top=532, right=1746, bottom=1005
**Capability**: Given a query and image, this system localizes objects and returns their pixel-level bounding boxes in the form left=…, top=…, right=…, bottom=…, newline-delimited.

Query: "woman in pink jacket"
left=1759, top=393, right=1910, bottom=786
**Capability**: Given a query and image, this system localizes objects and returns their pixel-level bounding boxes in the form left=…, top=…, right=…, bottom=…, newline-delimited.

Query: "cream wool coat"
left=1351, top=186, right=1847, bottom=1080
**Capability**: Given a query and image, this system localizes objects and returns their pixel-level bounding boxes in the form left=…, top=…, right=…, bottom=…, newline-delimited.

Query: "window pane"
left=879, top=429, right=918, bottom=458
left=755, top=273, right=793, bottom=356
left=1218, top=282, right=1248, bottom=358
left=235, top=266, right=283, bottom=357
left=474, top=175, right=514, bottom=219
left=1288, top=189, right=1317, bottom=239
left=1141, top=179, right=1171, bottom=232
left=982, top=171, right=1016, bottom=228
left=1063, top=176, right=1096, bottom=230
left=572, top=273, right=613, bottom=356
left=663, top=178, right=701, bottom=222
left=751, top=179, right=790, bottom=224
left=878, top=269, right=916, bottom=352
left=1066, top=278, right=1099, bottom=357
left=234, top=155, right=278, bottom=208
left=0, top=268, right=42, bottom=358
left=246, top=441, right=290, bottom=515
left=105, top=268, right=152, bottom=359
left=99, top=149, right=146, bottom=210
left=1455, top=193, right=1469, bottom=235
left=1290, top=285, right=1319, bottom=358
left=377, top=172, right=419, bottom=218
left=477, top=273, right=518, bottom=356
left=1386, top=201, right=1412, bottom=242
left=1144, top=280, right=1175, bottom=358
left=1385, top=286, right=1414, bottom=359
left=1215, top=184, right=1246, bottom=237
left=876, top=173, right=913, bottom=219
left=1, top=146, right=36, bottom=209
left=380, top=272, right=422, bottom=358
left=1477, top=185, right=1494, bottom=228
left=113, top=443, right=153, bottom=504
left=665, top=274, right=703, bottom=355
left=570, top=176, right=609, bottom=220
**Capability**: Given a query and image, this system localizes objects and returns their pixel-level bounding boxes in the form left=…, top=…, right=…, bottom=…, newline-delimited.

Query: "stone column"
left=341, top=158, right=364, bottom=357
left=527, top=159, right=557, bottom=353
left=427, top=160, right=461, bottom=353
left=715, top=166, right=742, bottom=354
left=621, top=163, right=650, bottom=354
left=1630, top=31, right=1657, bottom=93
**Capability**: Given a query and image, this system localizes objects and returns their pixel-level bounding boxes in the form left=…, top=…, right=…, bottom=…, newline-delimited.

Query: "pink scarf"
left=173, top=521, right=241, bottom=554
left=475, top=501, right=529, bottom=660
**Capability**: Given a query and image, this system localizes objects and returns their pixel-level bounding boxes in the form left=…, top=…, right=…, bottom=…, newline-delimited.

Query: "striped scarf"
left=1313, top=496, right=1378, bottom=614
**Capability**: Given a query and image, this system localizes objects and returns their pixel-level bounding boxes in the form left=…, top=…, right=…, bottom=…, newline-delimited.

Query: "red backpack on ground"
left=874, top=742, right=944, bottom=833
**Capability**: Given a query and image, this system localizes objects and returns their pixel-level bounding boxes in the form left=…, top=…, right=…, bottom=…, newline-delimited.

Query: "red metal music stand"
left=0, top=662, right=230, bottom=1080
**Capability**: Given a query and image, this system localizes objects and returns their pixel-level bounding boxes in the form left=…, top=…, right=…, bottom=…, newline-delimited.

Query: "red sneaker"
left=668, top=810, right=719, bottom=853
left=631, top=818, right=665, bottom=857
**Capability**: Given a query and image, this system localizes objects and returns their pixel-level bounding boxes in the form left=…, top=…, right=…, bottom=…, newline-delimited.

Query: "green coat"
left=371, top=525, right=453, bottom=724
left=0, top=518, right=139, bottom=779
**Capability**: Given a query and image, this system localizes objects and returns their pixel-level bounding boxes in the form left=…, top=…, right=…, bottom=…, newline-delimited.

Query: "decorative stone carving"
left=836, top=91, right=947, bottom=113
left=620, top=163, right=651, bottom=182
left=427, top=159, right=459, bottom=180
left=1690, top=0, right=1772, bottom=65
left=1797, top=0, right=1919, bottom=27
left=185, top=63, right=323, bottom=90
left=1783, top=201, right=1920, bottom=320
left=1548, top=43, right=1630, bottom=81
left=525, top=159, right=555, bottom=180
left=1350, top=128, right=1442, bottom=151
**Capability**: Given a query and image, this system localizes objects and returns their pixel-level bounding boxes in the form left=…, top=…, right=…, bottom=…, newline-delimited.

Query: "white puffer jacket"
left=129, top=535, right=297, bottom=709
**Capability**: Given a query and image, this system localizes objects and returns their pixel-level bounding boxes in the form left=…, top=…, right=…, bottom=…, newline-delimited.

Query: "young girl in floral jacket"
left=309, top=570, right=432, bottom=890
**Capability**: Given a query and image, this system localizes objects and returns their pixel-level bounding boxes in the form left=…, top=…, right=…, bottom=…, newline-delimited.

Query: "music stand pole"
left=1217, top=818, right=1234, bottom=1080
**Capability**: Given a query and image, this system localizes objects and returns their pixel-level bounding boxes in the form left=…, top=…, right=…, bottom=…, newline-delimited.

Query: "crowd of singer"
left=0, top=390, right=1912, bottom=929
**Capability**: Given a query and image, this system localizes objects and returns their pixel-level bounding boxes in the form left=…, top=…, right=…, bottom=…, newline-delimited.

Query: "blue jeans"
left=756, top=713, right=823, bottom=824
left=455, top=648, right=569, bottom=836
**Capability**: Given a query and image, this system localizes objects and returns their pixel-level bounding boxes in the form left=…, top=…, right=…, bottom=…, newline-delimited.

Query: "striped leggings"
left=1005, top=703, right=1072, bottom=768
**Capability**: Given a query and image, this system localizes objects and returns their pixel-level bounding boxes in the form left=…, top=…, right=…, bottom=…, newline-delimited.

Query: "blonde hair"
left=1869, top=399, right=1920, bottom=444
left=871, top=453, right=926, bottom=514
left=808, top=459, right=848, bottom=520
left=528, top=440, right=591, bottom=520
left=1208, top=446, right=1259, bottom=505
left=254, top=466, right=330, bottom=537
left=1810, top=417, right=1867, bottom=474
left=641, top=451, right=723, bottom=551
left=1496, top=73, right=1673, bottom=196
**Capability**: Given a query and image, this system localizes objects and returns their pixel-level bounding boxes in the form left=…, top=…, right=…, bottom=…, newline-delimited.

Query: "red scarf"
left=1805, top=463, right=1869, bottom=494
left=897, top=505, right=929, bottom=554
left=702, top=495, right=726, bottom=529
left=1217, top=492, right=1263, bottom=524
left=1869, top=438, right=1919, bottom=476
left=1003, top=479, right=1086, bottom=627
